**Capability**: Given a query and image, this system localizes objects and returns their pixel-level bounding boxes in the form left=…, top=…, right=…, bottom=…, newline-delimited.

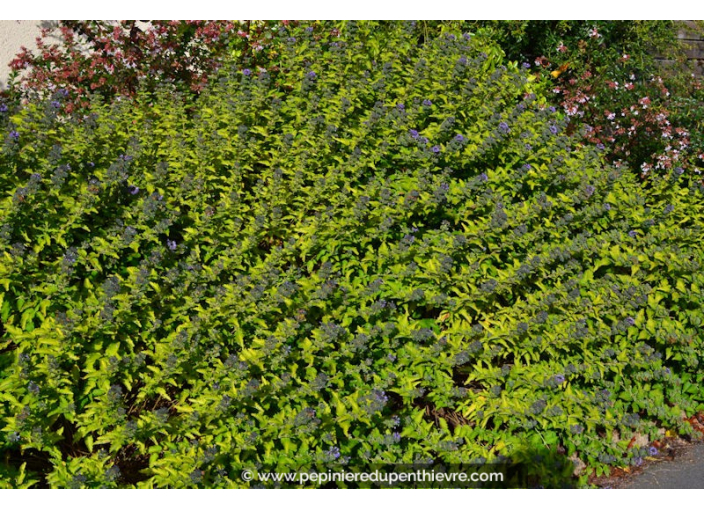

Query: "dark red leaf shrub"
left=7, top=20, right=237, bottom=112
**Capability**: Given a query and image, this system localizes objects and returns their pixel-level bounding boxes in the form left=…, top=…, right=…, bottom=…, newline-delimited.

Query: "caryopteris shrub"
left=1, top=21, right=703, bottom=488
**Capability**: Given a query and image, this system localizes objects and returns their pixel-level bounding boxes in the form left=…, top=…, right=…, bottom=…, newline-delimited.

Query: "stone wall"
left=655, top=20, right=704, bottom=76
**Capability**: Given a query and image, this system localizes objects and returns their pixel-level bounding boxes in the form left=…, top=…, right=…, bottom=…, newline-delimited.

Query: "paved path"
left=622, top=443, right=704, bottom=489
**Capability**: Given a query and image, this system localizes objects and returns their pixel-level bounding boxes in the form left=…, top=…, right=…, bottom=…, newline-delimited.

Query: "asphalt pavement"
left=621, top=443, right=704, bottom=489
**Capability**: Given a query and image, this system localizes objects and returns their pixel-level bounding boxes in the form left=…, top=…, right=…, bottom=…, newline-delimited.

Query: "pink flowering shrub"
left=528, top=25, right=702, bottom=177
left=459, top=21, right=703, bottom=177
left=548, top=50, right=695, bottom=176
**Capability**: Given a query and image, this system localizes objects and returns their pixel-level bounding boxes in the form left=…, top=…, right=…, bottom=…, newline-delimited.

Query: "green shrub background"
left=1, top=21, right=704, bottom=488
